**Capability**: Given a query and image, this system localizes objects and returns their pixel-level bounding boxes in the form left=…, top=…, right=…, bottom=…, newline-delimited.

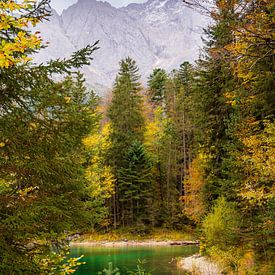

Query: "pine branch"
left=39, top=41, right=100, bottom=74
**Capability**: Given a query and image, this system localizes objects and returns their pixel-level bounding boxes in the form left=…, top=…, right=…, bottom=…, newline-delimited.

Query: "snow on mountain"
left=34, top=0, right=207, bottom=92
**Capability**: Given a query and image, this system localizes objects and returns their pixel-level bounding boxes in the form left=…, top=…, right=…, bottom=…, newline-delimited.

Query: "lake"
left=70, top=245, right=198, bottom=274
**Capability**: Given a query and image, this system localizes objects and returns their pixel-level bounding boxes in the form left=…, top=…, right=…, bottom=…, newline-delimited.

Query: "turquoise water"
left=70, top=245, right=198, bottom=274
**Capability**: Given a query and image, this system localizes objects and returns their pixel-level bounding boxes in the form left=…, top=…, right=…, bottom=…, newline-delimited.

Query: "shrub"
left=202, top=197, right=241, bottom=250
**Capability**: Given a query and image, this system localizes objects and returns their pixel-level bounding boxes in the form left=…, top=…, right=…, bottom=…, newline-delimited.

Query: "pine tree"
left=118, top=142, right=153, bottom=227
left=190, top=1, right=240, bottom=206
left=145, top=64, right=195, bottom=228
left=108, top=57, right=144, bottom=169
left=183, top=0, right=274, bottom=271
left=107, top=57, right=147, bottom=227
left=225, top=0, right=275, bottom=266
left=0, top=2, right=99, bottom=272
left=147, top=68, right=168, bottom=103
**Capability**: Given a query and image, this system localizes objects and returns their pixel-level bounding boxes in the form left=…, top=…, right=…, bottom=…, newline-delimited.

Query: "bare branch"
left=182, top=0, right=215, bottom=16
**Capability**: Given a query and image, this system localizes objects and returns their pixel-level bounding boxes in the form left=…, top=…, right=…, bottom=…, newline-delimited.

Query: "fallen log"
left=170, top=241, right=199, bottom=246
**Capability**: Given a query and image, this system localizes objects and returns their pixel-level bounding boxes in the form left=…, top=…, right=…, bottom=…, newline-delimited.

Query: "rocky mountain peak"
left=34, top=0, right=207, bottom=94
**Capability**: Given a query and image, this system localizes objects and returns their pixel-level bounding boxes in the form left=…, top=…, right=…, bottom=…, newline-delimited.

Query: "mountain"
left=34, top=0, right=207, bottom=92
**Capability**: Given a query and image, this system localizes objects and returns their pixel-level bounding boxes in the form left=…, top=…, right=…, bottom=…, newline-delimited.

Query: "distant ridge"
left=34, top=0, right=207, bottom=93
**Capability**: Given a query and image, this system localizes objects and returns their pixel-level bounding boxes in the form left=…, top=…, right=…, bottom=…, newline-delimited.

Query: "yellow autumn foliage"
left=86, top=165, right=115, bottom=199
left=83, top=123, right=115, bottom=200
left=183, top=153, right=207, bottom=222
left=144, top=106, right=167, bottom=155
left=238, top=119, right=275, bottom=207
left=226, top=0, right=274, bottom=83
left=144, top=107, right=162, bottom=149
left=0, top=0, right=44, bottom=68
left=0, top=142, right=5, bottom=148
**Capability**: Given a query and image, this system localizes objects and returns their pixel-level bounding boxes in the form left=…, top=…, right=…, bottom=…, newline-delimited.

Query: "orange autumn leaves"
left=0, top=0, right=45, bottom=68
left=183, top=153, right=208, bottom=222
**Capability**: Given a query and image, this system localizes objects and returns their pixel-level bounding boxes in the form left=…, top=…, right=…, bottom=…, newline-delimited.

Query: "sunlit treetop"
left=0, top=0, right=50, bottom=68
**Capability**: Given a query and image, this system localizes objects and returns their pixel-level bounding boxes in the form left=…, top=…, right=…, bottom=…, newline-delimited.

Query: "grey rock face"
left=34, top=0, right=207, bottom=90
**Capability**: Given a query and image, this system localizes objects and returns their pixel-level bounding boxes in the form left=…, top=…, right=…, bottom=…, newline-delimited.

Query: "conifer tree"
left=118, top=142, right=153, bottom=227
left=190, top=1, right=239, bottom=206
left=0, top=1, right=99, bottom=272
left=107, top=57, right=147, bottom=227
left=108, top=57, right=144, bottom=169
left=145, top=64, right=195, bottom=228
left=225, top=0, right=275, bottom=265
left=182, top=0, right=274, bottom=271
left=147, top=68, right=168, bottom=103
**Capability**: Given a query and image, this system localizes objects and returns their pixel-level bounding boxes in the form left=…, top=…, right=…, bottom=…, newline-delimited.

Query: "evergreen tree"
left=108, top=57, right=144, bottom=169
left=147, top=68, right=168, bottom=103
left=118, top=142, right=154, bottom=227
left=107, top=57, right=147, bottom=227
left=225, top=0, right=275, bottom=267
left=190, top=1, right=239, bottom=206
left=183, top=0, right=274, bottom=271
left=0, top=2, right=99, bottom=272
left=144, top=64, right=195, bottom=228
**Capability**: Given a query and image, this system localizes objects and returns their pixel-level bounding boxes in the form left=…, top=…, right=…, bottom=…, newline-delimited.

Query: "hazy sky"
left=51, top=0, right=147, bottom=14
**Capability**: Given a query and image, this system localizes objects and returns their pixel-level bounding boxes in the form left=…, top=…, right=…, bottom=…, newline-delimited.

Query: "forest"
left=0, top=0, right=274, bottom=274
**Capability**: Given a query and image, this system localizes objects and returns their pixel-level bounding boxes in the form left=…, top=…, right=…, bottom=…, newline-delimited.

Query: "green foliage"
left=108, top=57, right=144, bottom=169
left=127, top=260, right=152, bottom=275
left=0, top=2, right=99, bottom=273
left=98, top=261, right=152, bottom=275
left=118, top=142, right=154, bottom=226
left=107, top=57, right=149, bottom=227
left=147, top=68, right=167, bottom=103
left=202, top=197, right=241, bottom=250
left=137, top=62, right=196, bottom=229
left=98, top=262, right=120, bottom=275
left=2, top=0, right=273, bottom=273
left=0, top=70, right=99, bottom=272
left=180, top=1, right=274, bottom=272
left=201, top=197, right=243, bottom=271
left=178, top=62, right=193, bottom=86
left=94, top=1, right=273, bottom=272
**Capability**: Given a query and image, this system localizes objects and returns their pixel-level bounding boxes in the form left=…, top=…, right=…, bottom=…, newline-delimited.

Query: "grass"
left=77, top=227, right=196, bottom=242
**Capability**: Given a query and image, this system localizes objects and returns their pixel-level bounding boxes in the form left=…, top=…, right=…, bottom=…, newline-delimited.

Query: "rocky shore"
left=178, top=254, right=222, bottom=275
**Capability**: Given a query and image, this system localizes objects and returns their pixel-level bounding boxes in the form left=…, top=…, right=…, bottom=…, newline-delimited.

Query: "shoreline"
left=71, top=240, right=199, bottom=247
left=178, top=254, right=222, bottom=275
